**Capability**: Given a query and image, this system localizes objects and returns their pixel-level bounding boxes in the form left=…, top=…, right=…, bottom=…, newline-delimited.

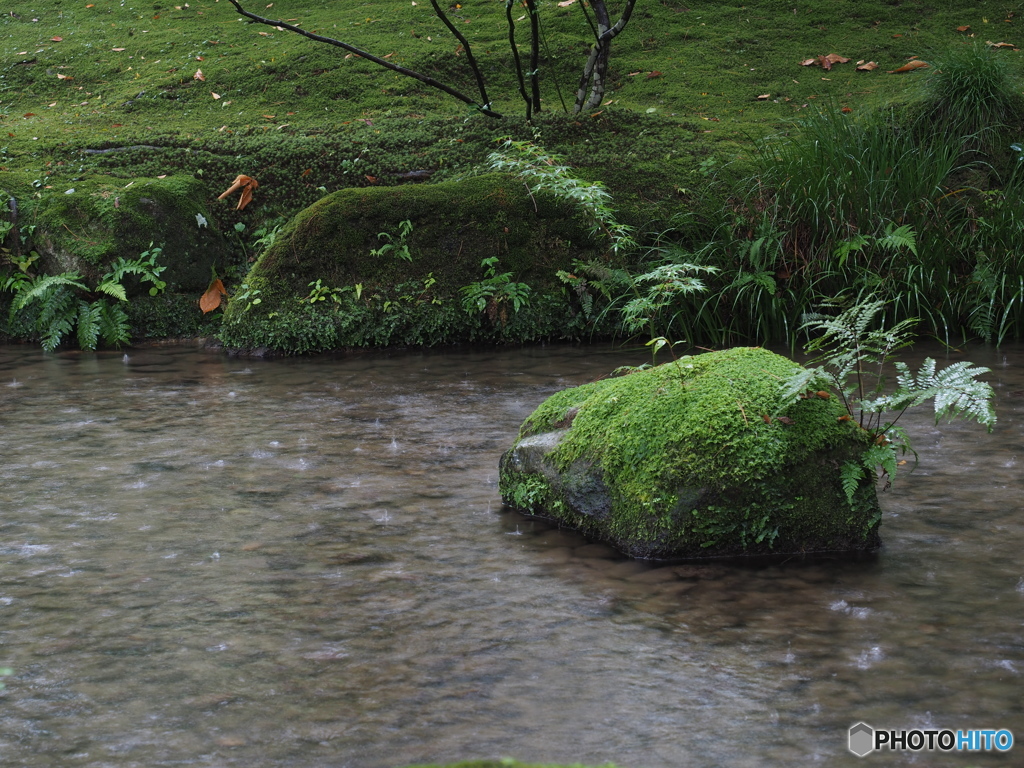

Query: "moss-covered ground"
left=3, top=1, right=1024, bottom=346
left=3, top=1, right=1015, bottom=220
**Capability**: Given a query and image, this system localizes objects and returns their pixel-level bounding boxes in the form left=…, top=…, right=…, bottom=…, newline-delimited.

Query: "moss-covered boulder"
left=1, top=173, right=229, bottom=293
left=499, top=347, right=882, bottom=560
left=219, top=173, right=605, bottom=353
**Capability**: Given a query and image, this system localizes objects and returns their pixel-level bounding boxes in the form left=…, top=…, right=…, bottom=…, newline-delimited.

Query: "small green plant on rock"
left=370, top=219, right=414, bottom=263
left=460, top=256, right=531, bottom=325
left=780, top=297, right=996, bottom=504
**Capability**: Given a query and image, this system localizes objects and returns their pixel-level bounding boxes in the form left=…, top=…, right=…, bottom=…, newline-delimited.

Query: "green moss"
left=219, top=173, right=610, bottom=352
left=501, top=347, right=881, bottom=559
left=0, top=171, right=230, bottom=291
left=127, top=292, right=221, bottom=340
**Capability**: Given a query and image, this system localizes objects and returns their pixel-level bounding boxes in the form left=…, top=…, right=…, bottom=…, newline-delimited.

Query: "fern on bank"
left=3, top=247, right=167, bottom=351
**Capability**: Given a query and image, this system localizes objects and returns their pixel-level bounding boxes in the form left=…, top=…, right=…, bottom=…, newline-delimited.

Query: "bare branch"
left=504, top=0, right=533, bottom=120
left=225, top=0, right=502, bottom=118
left=429, top=0, right=493, bottom=112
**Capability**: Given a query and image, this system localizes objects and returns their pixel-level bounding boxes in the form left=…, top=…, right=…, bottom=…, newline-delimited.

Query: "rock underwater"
left=499, top=347, right=883, bottom=560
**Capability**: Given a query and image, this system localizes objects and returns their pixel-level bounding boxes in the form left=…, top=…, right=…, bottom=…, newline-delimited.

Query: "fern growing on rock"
left=781, top=297, right=996, bottom=504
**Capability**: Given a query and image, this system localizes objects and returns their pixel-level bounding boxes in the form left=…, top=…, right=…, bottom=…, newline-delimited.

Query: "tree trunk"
left=573, top=0, right=638, bottom=114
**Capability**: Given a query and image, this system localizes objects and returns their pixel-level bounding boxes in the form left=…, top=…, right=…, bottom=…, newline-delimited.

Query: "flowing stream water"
left=0, top=340, right=1022, bottom=768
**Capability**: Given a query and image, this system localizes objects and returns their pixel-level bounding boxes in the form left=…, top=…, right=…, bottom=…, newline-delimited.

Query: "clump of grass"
left=918, top=42, right=1024, bottom=155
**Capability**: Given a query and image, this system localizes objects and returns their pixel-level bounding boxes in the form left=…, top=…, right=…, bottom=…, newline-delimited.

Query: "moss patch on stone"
left=500, top=347, right=881, bottom=559
left=0, top=172, right=230, bottom=293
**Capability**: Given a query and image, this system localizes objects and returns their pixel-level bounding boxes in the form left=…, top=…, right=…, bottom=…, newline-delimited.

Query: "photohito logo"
left=848, top=723, right=1014, bottom=757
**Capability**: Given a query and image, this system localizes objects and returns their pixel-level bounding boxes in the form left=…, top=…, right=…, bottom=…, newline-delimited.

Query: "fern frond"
left=37, top=287, right=77, bottom=352
left=14, top=273, right=87, bottom=310
left=874, top=358, right=997, bottom=431
left=95, top=280, right=128, bottom=302
left=76, top=300, right=101, bottom=351
left=839, top=460, right=866, bottom=507
left=878, top=222, right=919, bottom=256
left=778, top=366, right=827, bottom=409
left=862, top=443, right=898, bottom=484
left=97, top=300, right=131, bottom=348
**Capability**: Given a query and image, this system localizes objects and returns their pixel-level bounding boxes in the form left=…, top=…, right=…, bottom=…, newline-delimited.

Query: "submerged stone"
left=499, top=347, right=882, bottom=560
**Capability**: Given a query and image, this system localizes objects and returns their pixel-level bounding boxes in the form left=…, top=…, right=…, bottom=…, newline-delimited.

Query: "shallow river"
left=0, top=341, right=1022, bottom=768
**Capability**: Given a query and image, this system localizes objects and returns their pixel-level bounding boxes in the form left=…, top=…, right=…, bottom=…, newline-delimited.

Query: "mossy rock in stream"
left=219, top=173, right=606, bottom=353
left=499, top=347, right=882, bottom=560
left=0, top=173, right=230, bottom=293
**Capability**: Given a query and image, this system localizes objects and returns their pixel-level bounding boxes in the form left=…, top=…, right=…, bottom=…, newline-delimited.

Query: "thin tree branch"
left=429, top=0, right=493, bottom=111
left=505, top=0, right=533, bottom=120
left=525, top=0, right=542, bottom=112
left=225, top=0, right=502, bottom=118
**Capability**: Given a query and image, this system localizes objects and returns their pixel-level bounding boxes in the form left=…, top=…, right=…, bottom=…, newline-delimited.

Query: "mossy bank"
left=219, top=173, right=610, bottom=354
left=499, top=347, right=882, bottom=560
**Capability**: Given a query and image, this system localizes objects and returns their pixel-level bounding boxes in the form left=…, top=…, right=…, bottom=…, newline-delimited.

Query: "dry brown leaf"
left=557, top=0, right=577, bottom=5
left=51, top=36, right=63, bottom=42
left=857, top=61, right=879, bottom=71
left=218, top=174, right=259, bottom=211
left=957, top=25, right=971, bottom=32
left=802, top=53, right=850, bottom=71
left=194, top=69, right=205, bottom=81
left=200, top=279, right=226, bottom=314
left=841, top=106, right=853, bottom=113
left=756, top=93, right=771, bottom=100
left=56, top=73, right=73, bottom=80
left=112, top=47, right=126, bottom=52
left=987, top=41, right=1018, bottom=48
left=647, top=70, right=663, bottom=78
left=888, top=60, right=929, bottom=73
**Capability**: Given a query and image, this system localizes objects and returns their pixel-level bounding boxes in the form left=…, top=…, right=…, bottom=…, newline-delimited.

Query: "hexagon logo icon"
left=849, top=722, right=875, bottom=757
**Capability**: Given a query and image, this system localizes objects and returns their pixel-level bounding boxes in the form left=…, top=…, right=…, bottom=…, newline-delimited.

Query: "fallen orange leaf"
left=200, top=279, right=226, bottom=314
left=957, top=25, right=971, bottom=32
left=218, top=174, right=259, bottom=211
left=888, top=60, right=929, bottom=73
left=56, top=73, right=73, bottom=80
left=856, top=61, right=879, bottom=71
left=51, top=36, right=63, bottom=42
left=987, top=41, right=1018, bottom=48
left=647, top=70, right=663, bottom=78
left=802, top=53, right=850, bottom=71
